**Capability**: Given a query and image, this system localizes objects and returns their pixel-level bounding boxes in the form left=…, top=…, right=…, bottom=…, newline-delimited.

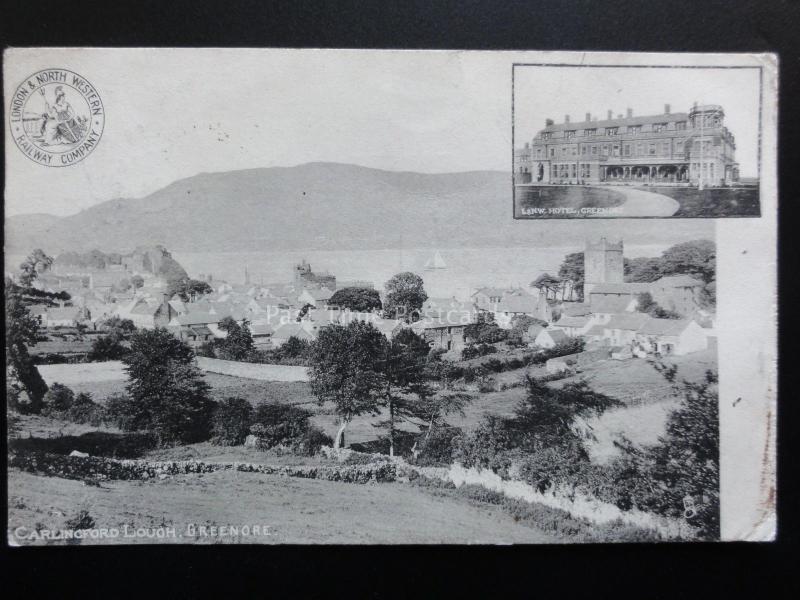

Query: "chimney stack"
left=626, top=108, right=633, bottom=118
left=564, top=115, right=570, bottom=124
left=664, top=103, right=671, bottom=114
left=545, top=118, right=554, bottom=127
left=585, top=112, right=591, bottom=121
left=607, top=110, right=613, bottom=120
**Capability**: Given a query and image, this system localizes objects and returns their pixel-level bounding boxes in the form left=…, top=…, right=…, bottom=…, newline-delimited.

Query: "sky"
left=4, top=49, right=766, bottom=217
left=514, top=65, right=761, bottom=177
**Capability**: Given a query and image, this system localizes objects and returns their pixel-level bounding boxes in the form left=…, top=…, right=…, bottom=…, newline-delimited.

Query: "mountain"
left=5, top=162, right=713, bottom=255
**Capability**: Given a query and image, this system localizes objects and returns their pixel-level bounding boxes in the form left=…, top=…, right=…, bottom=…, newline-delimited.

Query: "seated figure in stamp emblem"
left=39, top=86, right=87, bottom=146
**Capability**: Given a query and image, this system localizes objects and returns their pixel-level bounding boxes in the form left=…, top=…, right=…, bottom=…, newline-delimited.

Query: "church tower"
left=583, top=237, right=624, bottom=297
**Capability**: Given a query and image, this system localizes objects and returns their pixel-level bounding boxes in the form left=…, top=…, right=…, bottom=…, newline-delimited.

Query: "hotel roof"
left=538, top=111, right=690, bottom=134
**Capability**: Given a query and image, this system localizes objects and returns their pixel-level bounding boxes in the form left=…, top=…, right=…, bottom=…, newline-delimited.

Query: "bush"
left=413, top=426, right=463, bottom=466
left=88, top=334, right=129, bottom=361
left=42, top=383, right=75, bottom=415
left=210, top=397, right=253, bottom=446
left=64, top=393, right=105, bottom=426
left=251, top=402, right=313, bottom=450
left=103, top=393, right=142, bottom=432
left=296, top=426, right=334, bottom=456
left=461, top=343, right=497, bottom=360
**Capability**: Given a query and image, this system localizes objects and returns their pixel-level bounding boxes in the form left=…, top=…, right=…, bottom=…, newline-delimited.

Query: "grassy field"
left=636, top=185, right=760, bottom=217
left=7, top=469, right=556, bottom=545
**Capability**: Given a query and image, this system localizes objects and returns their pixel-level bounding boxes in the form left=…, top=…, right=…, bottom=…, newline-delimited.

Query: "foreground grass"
left=7, top=469, right=557, bottom=545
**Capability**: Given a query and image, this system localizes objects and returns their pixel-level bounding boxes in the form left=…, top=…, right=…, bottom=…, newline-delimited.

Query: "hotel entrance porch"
left=600, top=164, right=689, bottom=185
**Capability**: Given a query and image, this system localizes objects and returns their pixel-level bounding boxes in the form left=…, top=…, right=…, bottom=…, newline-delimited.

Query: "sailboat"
left=424, top=250, right=447, bottom=271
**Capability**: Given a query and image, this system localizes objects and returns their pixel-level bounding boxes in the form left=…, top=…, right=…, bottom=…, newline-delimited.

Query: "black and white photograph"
left=4, top=49, right=776, bottom=546
left=513, top=63, right=762, bottom=218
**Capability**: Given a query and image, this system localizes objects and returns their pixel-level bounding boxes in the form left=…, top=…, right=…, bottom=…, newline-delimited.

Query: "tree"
left=415, top=391, right=472, bottom=440
left=508, top=314, right=548, bottom=344
left=384, top=272, right=427, bottom=322
left=624, top=256, right=664, bottom=283
left=275, top=336, right=311, bottom=361
left=122, top=328, right=215, bottom=445
left=636, top=292, right=682, bottom=319
left=130, top=274, right=145, bottom=289
left=660, top=240, right=715, bottom=284
left=89, top=333, right=130, bottom=361
left=19, top=249, right=53, bottom=287
left=558, top=252, right=584, bottom=301
left=169, top=277, right=213, bottom=302
left=328, top=287, right=382, bottom=312
left=308, top=321, right=386, bottom=450
left=211, top=397, right=254, bottom=446
left=5, top=278, right=48, bottom=413
left=100, top=316, right=136, bottom=337
left=215, top=317, right=256, bottom=361
left=373, top=328, right=434, bottom=457
left=531, top=273, right=562, bottom=301
left=464, top=315, right=507, bottom=344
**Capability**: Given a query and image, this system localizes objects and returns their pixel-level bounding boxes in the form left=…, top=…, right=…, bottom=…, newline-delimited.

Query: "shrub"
left=88, top=334, right=129, bottom=361
left=461, top=343, right=497, bottom=360
left=477, top=377, right=498, bottom=393
left=296, top=426, right=334, bottom=456
left=250, top=402, right=313, bottom=450
left=103, top=393, right=142, bottom=432
left=210, top=397, right=253, bottom=446
left=64, top=393, right=105, bottom=426
left=42, top=383, right=75, bottom=415
left=413, top=426, right=463, bottom=466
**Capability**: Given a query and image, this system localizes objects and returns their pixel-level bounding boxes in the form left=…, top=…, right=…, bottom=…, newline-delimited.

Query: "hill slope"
left=6, top=163, right=517, bottom=254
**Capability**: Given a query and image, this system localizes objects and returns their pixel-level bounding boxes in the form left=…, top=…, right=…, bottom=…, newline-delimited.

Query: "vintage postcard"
left=4, top=49, right=777, bottom=545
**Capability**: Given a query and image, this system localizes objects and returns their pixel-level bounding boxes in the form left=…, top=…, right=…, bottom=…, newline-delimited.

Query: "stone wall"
left=196, top=357, right=309, bottom=382
left=10, top=452, right=394, bottom=484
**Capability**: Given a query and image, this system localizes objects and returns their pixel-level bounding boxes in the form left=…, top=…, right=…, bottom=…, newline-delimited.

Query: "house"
left=599, top=312, right=651, bottom=347
left=335, top=311, right=405, bottom=340
left=297, top=286, right=335, bottom=308
left=635, top=318, right=708, bottom=356
left=117, top=297, right=175, bottom=329
left=551, top=314, right=593, bottom=337
left=649, top=275, right=705, bottom=316
left=410, top=311, right=472, bottom=352
left=534, top=327, right=569, bottom=349
left=249, top=322, right=275, bottom=349
left=180, top=325, right=215, bottom=348
left=43, top=306, right=86, bottom=328
left=422, top=297, right=473, bottom=319
left=271, top=322, right=316, bottom=347
left=589, top=295, right=639, bottom=322
left=472, top=287, right=551, bottom=327
left=523, top=323, right=545, bottom=344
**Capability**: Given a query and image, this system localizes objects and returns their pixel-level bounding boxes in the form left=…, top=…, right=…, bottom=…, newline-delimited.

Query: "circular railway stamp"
left=8, top=68, right=105, bottom=167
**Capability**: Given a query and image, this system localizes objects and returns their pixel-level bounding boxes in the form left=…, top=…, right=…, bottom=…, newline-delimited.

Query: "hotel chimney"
left=664, top=103, right=671, bottom=114
left=585, top=112, right=591, bottom=121
left=607, top=110, right=613, bottom=120
left=626, top=108, right=633, bottom=118
left=545, top=118, right=554, bottom=127
left=564, top=114, right=570, bottom=123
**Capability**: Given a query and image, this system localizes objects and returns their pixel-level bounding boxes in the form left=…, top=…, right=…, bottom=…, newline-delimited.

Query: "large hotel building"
left=514, top=104, right=740, bottom=187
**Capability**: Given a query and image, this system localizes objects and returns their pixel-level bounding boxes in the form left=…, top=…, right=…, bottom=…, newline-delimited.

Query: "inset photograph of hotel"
left=512, top=64, right=762, bottom=218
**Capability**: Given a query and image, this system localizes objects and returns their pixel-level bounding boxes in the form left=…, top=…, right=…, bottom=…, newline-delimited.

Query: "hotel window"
left=585, top=128, right=596, bottom=137
left=562, top=146, right=567, bottom=154
left=550, top=148, right=555, bottom=157
left=572, top=146, right=577, bottom=156
left=676, top=121, right=687, bottom=131
left=624, top=144, right=631, bottom=156
left=649, top=143, right=656, bottom=155
left=571, top=164, right=577, bottom=178
left=542, top=132, right=551, bottom=140
left=537, top=148, right=542, bottom=157
left=676, top=141, right=683, bottom=152
left=662, top=142, right=670, bottom=154
left=606, top=127, right=618, bottom=136
left=602, top=145, right=609, bottom=156
left=591, top=145, right=597, bottom=155
left=710, top=163, right=715, bottom=178
left=627, top=125, right=641, bottom=135
left=636, top=143, right=644, bottom=155
left=565, top=130, right=576, bottom=139
left=552, top=165, right=557, bottom=178
left=581, top=145, right=587, bottom=155
left=653, top=123, right=667, bottom=133
left=612, top=144, right=620, bottom=156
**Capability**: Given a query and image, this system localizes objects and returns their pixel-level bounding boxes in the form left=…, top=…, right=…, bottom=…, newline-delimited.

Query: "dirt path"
left=597, top=186, right=680, bottom=217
